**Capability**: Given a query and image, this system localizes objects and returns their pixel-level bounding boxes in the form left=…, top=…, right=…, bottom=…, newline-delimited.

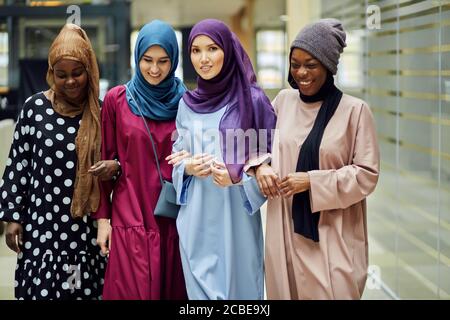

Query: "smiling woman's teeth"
left=300, top=81, right=312, bottom=85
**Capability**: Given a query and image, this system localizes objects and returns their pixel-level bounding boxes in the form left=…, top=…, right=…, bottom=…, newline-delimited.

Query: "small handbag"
left=126, top=86, right=180, bottom=219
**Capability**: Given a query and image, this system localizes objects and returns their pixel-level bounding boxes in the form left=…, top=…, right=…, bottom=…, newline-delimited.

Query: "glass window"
left=0, top=28, right=8, bottom=89
left=256, top=30, right=286, bottom=89
left=337, top=31, right=363, bottom=89
left=321, top=0, right=450, bottom=300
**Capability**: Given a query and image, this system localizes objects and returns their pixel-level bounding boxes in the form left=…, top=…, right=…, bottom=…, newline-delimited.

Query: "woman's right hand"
left=88, top=160, right=120, bottom=181
left=255, top=163, right=281, bottom=199
left=184, top=153, right=214, bottom=178
left=96, top=218, right=112, bottom=256
left=5, top=222, right=23, bottom=253
left=165, top=150, right=191, bottom=166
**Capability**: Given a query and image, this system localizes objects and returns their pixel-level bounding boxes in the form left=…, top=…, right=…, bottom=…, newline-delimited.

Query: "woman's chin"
left=63, top=91, right=87, bottom=104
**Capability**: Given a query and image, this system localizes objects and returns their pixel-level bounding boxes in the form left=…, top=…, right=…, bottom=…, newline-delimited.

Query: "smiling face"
left=290, top=48, right=328, bottom=96
left=190, top=35, right=224, bottom=80
left=139, top=45, right=172, bottom=86
left=53, top=59, right=88, bottom=104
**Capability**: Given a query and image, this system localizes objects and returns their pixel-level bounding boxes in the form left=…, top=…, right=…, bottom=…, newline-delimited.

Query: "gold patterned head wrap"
left=46, top=23, right=101, bottom=218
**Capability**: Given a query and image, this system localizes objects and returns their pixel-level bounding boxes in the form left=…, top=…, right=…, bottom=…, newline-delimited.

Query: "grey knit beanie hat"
left=290, top=18, right=346, bottom=75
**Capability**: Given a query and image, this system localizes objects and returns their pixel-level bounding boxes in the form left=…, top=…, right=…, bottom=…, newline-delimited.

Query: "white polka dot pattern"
left=0, top=93, right=105, bottom=300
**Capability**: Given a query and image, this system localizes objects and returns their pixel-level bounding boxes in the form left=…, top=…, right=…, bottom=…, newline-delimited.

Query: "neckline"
left=298, top=97, right=322, bottom=110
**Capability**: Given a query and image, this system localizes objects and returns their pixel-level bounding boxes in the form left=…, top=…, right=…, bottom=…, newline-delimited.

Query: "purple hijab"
left=183, top=19, right=276, bottom=183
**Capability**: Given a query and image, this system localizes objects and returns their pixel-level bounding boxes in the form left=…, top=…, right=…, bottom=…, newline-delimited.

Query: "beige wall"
left=286, top=0, right=321, bottom=48
left=130, top=0, right=285, bottom=68
left=131, top=0, right=284, bottom=29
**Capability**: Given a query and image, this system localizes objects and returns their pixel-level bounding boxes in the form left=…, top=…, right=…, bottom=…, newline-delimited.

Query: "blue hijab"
left=126, top=20, right=186, bottom=120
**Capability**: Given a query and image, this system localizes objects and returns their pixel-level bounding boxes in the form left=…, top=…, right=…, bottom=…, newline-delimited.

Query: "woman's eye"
left=209, top=46, right=218, bottom=51
left=290, top=63, right=300, bottom=69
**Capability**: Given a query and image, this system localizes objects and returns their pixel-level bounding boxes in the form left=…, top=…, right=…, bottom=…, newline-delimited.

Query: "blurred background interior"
left=0, top=0, right=449, bottom=300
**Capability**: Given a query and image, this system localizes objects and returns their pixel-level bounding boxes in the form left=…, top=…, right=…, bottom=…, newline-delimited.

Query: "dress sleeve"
left=0, top=105, right=32, bottom=223
left=271, top=91, right=281, bottom=116
left=236, top=90, right=277, bottom=213
left=91, top=90, right=118, bottom=219
left=172, top=106, right=193, bottom=206
left=238, top=173, right=267, bottom=215
left=308, top=103, right=380, bottom=212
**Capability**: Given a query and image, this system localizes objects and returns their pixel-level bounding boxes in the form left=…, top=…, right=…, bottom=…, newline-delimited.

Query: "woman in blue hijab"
left=90, top=20, right=188, bottom=300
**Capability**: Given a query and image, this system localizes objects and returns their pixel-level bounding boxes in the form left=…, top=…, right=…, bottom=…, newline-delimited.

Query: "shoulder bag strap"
left=125, top=85, right=165, bottom=187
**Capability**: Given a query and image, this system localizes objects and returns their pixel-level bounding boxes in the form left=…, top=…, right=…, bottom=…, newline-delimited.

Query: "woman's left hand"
left=278, top=172, right=310, bottom=197
left=211, top=160, right=234, bottom=187
left=89, top=160, right=120, bottom=181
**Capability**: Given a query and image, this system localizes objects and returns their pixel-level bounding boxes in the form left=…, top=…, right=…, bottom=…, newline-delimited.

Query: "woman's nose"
left=150, top=63, right=159, bottom=73
left=296, top=66, right=307, bottom=77
left=200, top=51, right=209, bottom=63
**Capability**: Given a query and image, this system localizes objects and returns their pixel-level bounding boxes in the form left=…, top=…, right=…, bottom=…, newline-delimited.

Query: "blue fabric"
left=173, top=160, right=192, bottom=206
left=172, top=99, right=265, bottom=299
left=126, top=20, right=186, bottom=120
left=239, top=173, right=267, bottom=215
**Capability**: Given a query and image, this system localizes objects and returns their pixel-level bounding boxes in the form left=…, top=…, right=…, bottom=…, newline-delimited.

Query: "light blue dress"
left=172, top=99, right=267, bottom=300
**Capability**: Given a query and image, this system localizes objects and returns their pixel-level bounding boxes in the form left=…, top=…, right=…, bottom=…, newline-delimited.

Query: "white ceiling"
left=131, top=0, right=285, bottom=29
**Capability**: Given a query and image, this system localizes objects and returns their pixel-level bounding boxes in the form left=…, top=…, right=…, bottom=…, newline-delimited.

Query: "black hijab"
left=291, top=70, right=343, bottom=242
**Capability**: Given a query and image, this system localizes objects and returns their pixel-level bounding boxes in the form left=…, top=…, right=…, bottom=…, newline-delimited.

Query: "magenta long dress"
left=92, top=85, right=187, bottom=300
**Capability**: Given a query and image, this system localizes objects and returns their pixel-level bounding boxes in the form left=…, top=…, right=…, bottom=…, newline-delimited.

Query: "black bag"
left=126, top=86, right=180, bottom=219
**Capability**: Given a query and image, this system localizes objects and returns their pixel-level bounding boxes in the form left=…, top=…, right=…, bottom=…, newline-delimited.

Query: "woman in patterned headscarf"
left=0, top=23, right=106, bottom=300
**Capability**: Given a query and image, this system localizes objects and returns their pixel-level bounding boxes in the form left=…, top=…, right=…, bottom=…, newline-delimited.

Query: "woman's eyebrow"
left=142, top=54, right=169, bottom=59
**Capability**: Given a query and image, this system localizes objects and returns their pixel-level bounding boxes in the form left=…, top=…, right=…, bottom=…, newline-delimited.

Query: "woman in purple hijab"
left=167, top=19, right=276, bottom=299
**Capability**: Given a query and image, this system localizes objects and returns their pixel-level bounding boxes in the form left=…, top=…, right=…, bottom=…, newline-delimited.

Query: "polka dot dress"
left=0, top=92, right=106, bottom=300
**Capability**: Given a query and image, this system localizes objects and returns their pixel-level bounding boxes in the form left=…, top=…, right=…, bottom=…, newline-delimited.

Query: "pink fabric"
left=93, top=85, right=186, bottom=300
left=265, top=90, right=379, bottom=300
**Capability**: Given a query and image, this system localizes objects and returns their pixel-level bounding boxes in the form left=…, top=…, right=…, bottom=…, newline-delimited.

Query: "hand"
left=5, top=222, right=23, bottom=253
left=211, top=160, right=233, bottom=187
left=184, top=153, right=214, bottom=178
left=88, top=160, right=120, bottom=181
left=96, top=218, right=112, bottom=256
left=165, top=150, right=191, bottom=166
left=255, top=163, right=281, bottom=199
left=278, top=172, right=310, bottom=198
